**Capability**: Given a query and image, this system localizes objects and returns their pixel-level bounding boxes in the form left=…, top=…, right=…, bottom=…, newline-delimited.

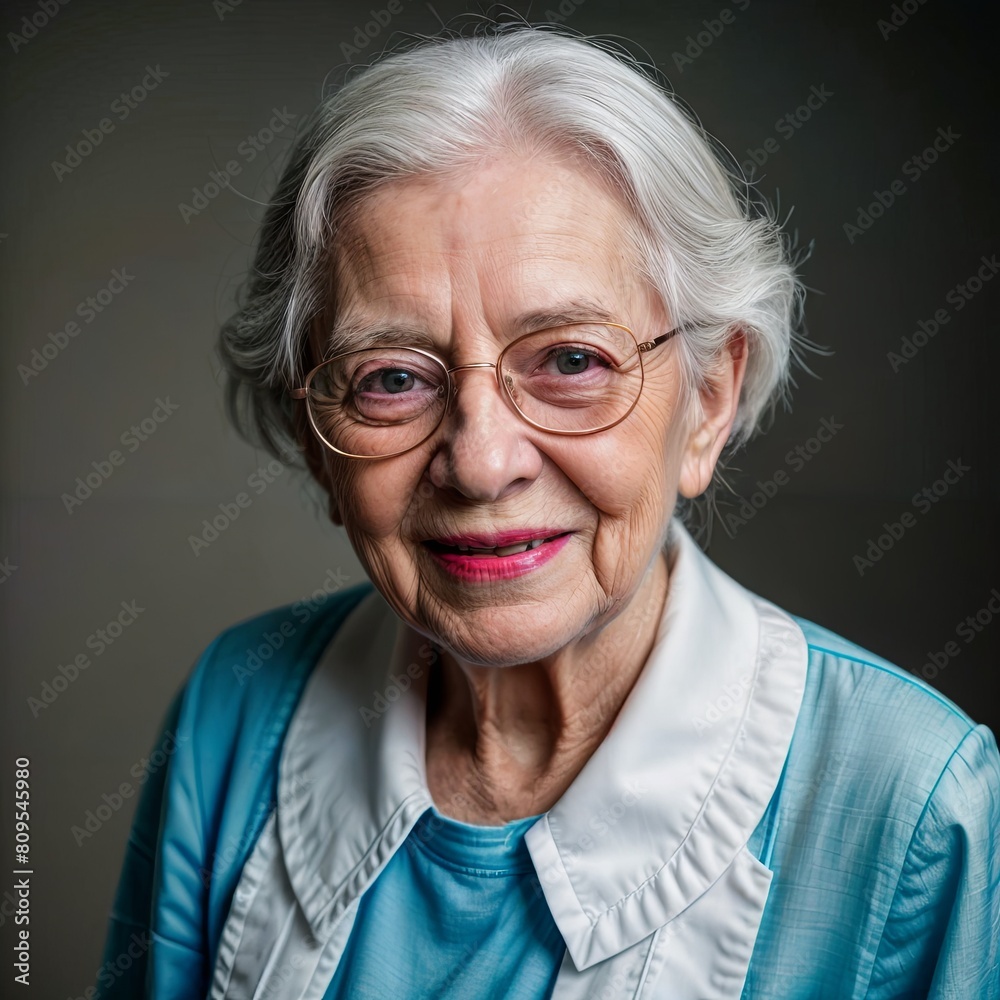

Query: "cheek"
left=330, top=460, right=422, bottom=539
left=566, top=407, right=679, bottom=520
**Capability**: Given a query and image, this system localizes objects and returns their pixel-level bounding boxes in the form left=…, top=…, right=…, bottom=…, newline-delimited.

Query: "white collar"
left=277, top=518, right=807, bottom=971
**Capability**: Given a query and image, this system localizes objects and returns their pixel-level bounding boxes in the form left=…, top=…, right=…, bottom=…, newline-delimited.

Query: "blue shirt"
left=324, top=805, right=565, bottom=998
left=94, top=522, right=1000, bottom=998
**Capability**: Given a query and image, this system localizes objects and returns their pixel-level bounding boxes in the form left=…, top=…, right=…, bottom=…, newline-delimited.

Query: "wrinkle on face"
left=324, top=149, right=690, bottom=695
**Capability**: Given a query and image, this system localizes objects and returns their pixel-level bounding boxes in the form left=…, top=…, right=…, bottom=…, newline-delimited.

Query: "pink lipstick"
left=424, top=530, right=572, bottom=581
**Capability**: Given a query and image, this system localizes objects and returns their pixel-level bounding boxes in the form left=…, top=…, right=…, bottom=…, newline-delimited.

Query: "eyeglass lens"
left=305, top=324, right=645, bottom=457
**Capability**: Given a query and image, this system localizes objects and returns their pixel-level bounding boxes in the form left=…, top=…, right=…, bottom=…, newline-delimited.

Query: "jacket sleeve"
left=869, top=723, right=1000, bottom=1000
left=93, top=586, right=372, bottom=998
left=93, top=683, right=210, bottom=998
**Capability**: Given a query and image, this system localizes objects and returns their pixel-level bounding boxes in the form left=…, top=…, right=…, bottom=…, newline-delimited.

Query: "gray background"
left=1, top=0, right=997, bottom=995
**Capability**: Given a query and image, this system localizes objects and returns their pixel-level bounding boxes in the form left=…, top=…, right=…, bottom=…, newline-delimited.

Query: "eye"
left=361, top=368, right=420, bottom=394
left=344, top=352, right=446, bottom=426
left=544, top=345, right=609, bottom=376
left=553, top=348, right=596, bottom=374
left=349, top=355, right=442, bottom=397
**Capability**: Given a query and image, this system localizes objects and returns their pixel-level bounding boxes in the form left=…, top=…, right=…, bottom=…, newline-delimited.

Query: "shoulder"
left=170, top=580, right=376, bottom=803
left=146, top=581, right=375, bottom=965
left=180, top=580, right=375, bottom=724
left=793, top=615, right=975, bottom=736
left=747, top=614, right=1000, bottom=999
left=781, top=614, right=999, bottom=827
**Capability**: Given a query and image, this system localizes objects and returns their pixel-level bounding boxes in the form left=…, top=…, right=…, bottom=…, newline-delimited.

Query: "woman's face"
left=318, top=152, right=725, bottom=666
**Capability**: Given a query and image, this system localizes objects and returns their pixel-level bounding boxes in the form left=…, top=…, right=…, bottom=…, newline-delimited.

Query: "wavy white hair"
left=219, top=23, right=812, bottom=518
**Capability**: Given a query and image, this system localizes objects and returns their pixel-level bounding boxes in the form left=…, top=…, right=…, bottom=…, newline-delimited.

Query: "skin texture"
left=308, top=149, right=747, bottom=823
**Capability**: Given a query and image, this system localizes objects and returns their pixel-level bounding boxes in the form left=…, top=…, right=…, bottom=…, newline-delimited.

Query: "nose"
left=426, top=365, right=543, bottom=503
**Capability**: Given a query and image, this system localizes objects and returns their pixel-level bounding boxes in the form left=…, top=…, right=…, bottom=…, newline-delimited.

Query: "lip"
left=432, top=529, right=568, bottom=548
left=423, top=531, right=573, bottom=582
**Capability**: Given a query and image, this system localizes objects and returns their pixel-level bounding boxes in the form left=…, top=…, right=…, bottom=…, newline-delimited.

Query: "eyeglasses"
left=291, top=321, right=680, bottom=459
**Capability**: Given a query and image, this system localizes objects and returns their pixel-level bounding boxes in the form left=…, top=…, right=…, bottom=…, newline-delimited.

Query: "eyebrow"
left=324, top=321, right=436, bottom=359
left=325, top=299, right=620, bottom=357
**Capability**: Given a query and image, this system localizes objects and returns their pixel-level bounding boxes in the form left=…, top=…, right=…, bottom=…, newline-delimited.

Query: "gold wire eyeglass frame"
left=290, top=321, right=681, bottom=460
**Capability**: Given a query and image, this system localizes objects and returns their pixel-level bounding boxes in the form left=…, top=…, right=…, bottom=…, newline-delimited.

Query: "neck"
left=424, top=550, right=669, bottom=824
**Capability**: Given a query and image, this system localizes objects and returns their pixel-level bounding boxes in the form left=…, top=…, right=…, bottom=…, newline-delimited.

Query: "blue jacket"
left=96, top=523, right=1000, bottom=998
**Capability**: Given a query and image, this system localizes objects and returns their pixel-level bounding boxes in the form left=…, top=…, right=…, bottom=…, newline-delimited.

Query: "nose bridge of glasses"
left=446, top=361, right=498, bottom=375
left=444, top=361, right=500, bottom=399
left=441, top=361, right=507, bottom=415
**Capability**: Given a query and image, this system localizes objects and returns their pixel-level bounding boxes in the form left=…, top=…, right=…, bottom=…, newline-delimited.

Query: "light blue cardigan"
left=96, top=580, right=1000, bottom=998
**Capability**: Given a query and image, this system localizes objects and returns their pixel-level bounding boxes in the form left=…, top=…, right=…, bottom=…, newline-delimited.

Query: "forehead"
left=328, top=152, right=652, bottom=347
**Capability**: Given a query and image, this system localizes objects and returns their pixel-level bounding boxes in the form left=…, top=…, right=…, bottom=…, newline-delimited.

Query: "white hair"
left=220, top=23, right=811, bottom=503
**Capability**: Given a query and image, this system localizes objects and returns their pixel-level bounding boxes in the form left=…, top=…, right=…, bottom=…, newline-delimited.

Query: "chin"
left=416, top=596, right=595, bottom=669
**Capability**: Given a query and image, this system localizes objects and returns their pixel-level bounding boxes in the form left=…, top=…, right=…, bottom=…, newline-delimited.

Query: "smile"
left=423, top=531, right=573, bottom=581
left=426, top=532, right=567, bottom=556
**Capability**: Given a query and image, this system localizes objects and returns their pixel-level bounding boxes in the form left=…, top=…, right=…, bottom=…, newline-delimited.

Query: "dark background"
left=1, top=0, right=997, bottom=994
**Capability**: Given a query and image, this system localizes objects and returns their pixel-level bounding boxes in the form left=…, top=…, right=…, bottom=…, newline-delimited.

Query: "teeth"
left=444, top=535, right=561, bottom=556
left=495, top=542, right=532, bottom=556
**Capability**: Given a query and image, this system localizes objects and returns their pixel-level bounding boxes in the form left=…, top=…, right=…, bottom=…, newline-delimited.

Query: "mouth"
left=422, top=530, right=574, bottom=582
left=423, top=531, right=572, bottom=558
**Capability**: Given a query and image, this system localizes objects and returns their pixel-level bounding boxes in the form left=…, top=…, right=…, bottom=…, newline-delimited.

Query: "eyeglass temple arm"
left=637, top=326, right=682, bottom=354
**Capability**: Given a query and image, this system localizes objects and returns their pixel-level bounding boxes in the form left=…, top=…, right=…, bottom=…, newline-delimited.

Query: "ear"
left=678, top=328, right=749, bottom=499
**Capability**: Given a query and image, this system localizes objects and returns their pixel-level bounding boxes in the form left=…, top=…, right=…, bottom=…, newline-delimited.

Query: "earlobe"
left=678, top=425, right=720, bottom=499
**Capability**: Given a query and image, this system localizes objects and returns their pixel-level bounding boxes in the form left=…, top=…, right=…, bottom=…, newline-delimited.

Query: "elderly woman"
left=98, top=24, right=999, bottom=1000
